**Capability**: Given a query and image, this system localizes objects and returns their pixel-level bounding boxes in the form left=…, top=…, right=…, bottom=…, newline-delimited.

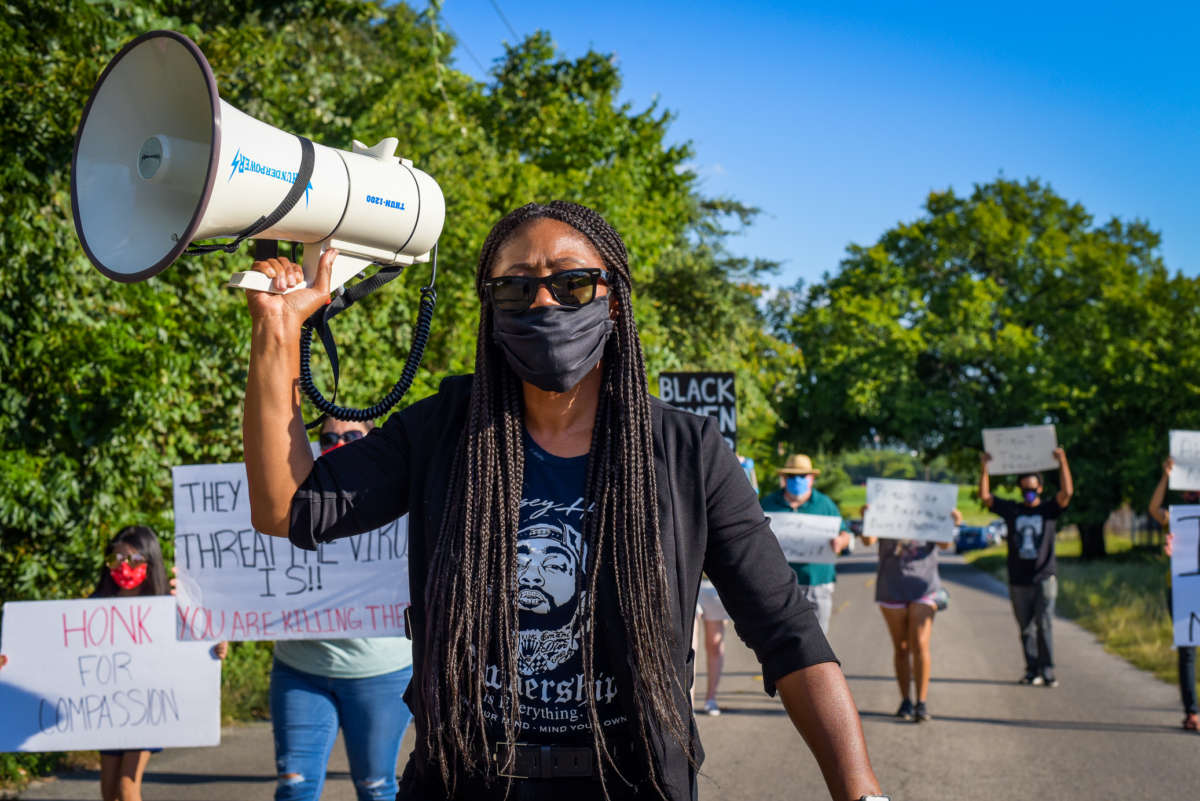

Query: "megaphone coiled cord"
left=298, top=250, right=438, bottom=423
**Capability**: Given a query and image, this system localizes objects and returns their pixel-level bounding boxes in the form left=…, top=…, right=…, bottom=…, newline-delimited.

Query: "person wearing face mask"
left=0, top=526, right=228, bottom=801
left=1147, top=457, right=1199, bottom=732
left=240, top=202, right=886, bottom=801
left=979, top=448, right=1074, bottom=687
left=264, top=416, right=416, bottom=801
left=760, top=454, right=852, bottom=636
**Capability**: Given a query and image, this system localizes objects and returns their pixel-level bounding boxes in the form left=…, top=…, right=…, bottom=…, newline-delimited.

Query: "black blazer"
left=290, top=375, right=835, bottom=800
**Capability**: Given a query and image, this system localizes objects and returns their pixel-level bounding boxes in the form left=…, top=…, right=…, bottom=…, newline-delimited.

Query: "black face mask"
left=492, top=300, right=614, bottom=393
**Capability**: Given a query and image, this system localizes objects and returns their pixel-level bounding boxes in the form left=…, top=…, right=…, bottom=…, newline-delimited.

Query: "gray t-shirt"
left=874, top=539, right=940, bottom=603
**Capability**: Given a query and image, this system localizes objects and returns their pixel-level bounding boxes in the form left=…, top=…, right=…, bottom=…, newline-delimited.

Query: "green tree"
left=1, top=0, right=792, bottom=622
left=769, top=178, right=1200, bottom=558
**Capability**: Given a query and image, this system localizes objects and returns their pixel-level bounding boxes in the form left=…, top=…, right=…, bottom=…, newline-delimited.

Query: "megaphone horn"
left=71, top=30, right=445, bottom=294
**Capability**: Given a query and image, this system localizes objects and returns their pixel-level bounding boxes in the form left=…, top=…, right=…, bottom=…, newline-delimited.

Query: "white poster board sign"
left=173, top=463, right=409, bottom=641
left=863, top=479, right=958, bottom=543
left=982, top=425, right=1059, bottom=476
left=1169, top=505, right=1200, bottom=647
left=1169, top=431, right=1200, bottom=491
left=0, top=596, right=220, bottom=752
left=768, top=513, right=841, bottom=564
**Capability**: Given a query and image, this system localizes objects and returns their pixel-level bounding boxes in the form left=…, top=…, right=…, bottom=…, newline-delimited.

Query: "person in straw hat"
left=760, top=454, right=850, bottom=635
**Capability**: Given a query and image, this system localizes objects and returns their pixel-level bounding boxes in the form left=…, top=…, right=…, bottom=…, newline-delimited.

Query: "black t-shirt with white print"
left=993, top=497, right=1063, bottom=585
left=482, top=432, right=629, bottom=745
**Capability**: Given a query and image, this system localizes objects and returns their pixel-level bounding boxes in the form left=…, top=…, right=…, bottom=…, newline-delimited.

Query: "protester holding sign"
left=760, top=454, right=852, bottom=635
left=860, top=508, right=960, bottom=723
left=267, top=417, right=415, bottom=801
left=241, top=203, right=883, bottom=800
left=1147, top=457, right=1199, bottom=732
left=979, top=448, right=1074, bottom=687
left=1, top=526, right=227, bottom=801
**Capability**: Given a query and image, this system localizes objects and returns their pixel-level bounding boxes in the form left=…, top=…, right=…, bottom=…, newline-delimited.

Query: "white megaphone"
left=71, top=30, right=445, bottom=294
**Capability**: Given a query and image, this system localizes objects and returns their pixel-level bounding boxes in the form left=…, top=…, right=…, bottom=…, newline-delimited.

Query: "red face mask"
left=110, top=561, right=148, bottom=590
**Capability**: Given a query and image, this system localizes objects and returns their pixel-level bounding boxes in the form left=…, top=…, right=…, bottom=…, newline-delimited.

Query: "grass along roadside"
left=964, top=532, right=1195, bottom=696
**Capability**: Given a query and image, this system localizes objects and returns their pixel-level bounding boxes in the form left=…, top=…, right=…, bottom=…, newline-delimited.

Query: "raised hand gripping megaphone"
left=72, top=30, right=446, bottom=420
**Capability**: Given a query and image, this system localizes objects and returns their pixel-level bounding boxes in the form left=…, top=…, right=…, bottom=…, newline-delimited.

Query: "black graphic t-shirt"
left=482, top=433, right=628, bottom=744
left=993, top=497, right=1063, bottom=585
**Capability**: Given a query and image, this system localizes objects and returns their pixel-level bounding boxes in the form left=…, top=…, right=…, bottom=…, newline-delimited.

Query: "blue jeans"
left=270, top=659, right=413, bottom=801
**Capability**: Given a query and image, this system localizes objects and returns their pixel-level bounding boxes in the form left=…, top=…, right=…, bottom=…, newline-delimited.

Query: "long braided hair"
left=418, top=202, right=691, bottom=796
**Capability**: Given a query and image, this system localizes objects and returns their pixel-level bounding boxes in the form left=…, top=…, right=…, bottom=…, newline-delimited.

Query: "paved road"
left=693, top=549, right=1196, bottom=800
left=16, top=549, right=1197, bottom=800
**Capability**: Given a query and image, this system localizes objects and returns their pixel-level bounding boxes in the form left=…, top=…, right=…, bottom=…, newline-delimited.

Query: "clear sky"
left=434, top=0, right=1199, bottom=289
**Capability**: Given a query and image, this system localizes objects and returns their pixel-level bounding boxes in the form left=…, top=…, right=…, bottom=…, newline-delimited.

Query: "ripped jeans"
left=270, top=659, right=414, bottom=801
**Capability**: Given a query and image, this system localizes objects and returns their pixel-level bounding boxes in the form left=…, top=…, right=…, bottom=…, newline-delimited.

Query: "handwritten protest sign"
left=1169, top=431, right=1200, bottom=491
left=0, top=596, right=220, bottom=752
left=863, top=479, right=958, bottom=543
left=982, top=425, right=1059, bottom=476
left=173, top=463, right=408, bottom=642
left=768, top=513, right=841, bottom=563
left=658, top=372, right=737, bottom=450
left=1170, top=505, right=1200, bottom=647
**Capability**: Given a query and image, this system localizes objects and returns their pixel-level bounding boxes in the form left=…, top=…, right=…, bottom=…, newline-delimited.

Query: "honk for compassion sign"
left=172, top=463, right=409, bottom=641
left=0, top=596, right=220, bottom=751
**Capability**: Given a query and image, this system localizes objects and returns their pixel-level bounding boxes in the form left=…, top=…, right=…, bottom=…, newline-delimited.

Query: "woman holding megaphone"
left=242, top=202, right=885, bottom=801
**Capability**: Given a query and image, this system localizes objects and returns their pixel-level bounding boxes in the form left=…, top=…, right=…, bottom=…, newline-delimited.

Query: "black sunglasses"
left=483, top=269, right=609, bottom=313
left=319, top=430, right=365, bottom=449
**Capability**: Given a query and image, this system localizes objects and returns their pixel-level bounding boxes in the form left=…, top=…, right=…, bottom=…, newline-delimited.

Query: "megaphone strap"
left=298, top=244, right=439, bottom=426
left=187, top=136, right=316, bottom=255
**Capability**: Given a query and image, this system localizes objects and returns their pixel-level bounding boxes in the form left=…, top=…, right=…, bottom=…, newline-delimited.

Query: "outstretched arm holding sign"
left=978, top=452, right=994, bottom=508
left=1149, top=458, right=1173, bottom=527
left=1054, top=448, right=1074, bottom=508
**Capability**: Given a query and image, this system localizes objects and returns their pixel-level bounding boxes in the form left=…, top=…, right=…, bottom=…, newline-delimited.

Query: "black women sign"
left=658, top=372, right=737, bottom=450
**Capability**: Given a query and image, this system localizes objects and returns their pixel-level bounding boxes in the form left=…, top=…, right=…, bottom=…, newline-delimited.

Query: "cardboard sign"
left=1169, top=431, right=1200, bottom=491
left=658, top=372, right=737, bottom=450
left=863, top=478, right=958, bottom=543
left=173, top=463, right=409, bottom=641
left=0, top=596, right=220, bottom=752
left=768, top=513, right=841, bottom=563
left=1170, top=505, right=1200, bottom=647
left=982, top=425, right=1059, bottom=475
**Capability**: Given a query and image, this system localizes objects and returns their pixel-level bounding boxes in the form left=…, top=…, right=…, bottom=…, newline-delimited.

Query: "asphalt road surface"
left=15, top=549, right=1197, bottom=800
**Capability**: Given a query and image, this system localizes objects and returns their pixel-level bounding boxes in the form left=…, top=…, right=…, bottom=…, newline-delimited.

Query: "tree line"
left=767, top=179, right=1200, bottom=556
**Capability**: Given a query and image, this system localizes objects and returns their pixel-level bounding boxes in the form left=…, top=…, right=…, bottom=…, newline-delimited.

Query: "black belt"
left=494, top=743, right=596, bottom=779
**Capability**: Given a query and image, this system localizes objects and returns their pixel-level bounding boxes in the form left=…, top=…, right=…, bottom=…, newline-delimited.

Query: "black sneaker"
left=914, top=701, right=931, bottom=722
left=1042, top=672, right=1058, bottom=688
left=896, top=698, right=915, bottom=721
left=1019, top=673, right=1042, bottom=686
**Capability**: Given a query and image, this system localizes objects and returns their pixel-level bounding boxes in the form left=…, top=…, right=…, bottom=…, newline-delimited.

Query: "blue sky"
left=434, top=1, right=1199, bottom=289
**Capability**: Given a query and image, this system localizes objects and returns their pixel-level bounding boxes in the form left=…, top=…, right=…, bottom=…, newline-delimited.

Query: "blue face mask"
left=1023, top=489, right=1039, bottom=504
left=786, top=475, right=811, bottom=496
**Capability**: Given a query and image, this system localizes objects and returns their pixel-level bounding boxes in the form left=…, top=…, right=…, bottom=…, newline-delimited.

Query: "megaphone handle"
left=302, top=241, right=375, bottom=293
left=226, top=242, right=372, bottom=294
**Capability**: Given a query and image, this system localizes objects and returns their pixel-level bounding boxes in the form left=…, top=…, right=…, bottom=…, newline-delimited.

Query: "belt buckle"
left=494, top=743, right=538, bottom=779
left=495, top=743, right=591, bottom=779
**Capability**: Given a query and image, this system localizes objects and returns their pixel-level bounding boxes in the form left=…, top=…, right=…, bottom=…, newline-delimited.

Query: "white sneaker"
left=703, top=698, right=721, bottom=716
